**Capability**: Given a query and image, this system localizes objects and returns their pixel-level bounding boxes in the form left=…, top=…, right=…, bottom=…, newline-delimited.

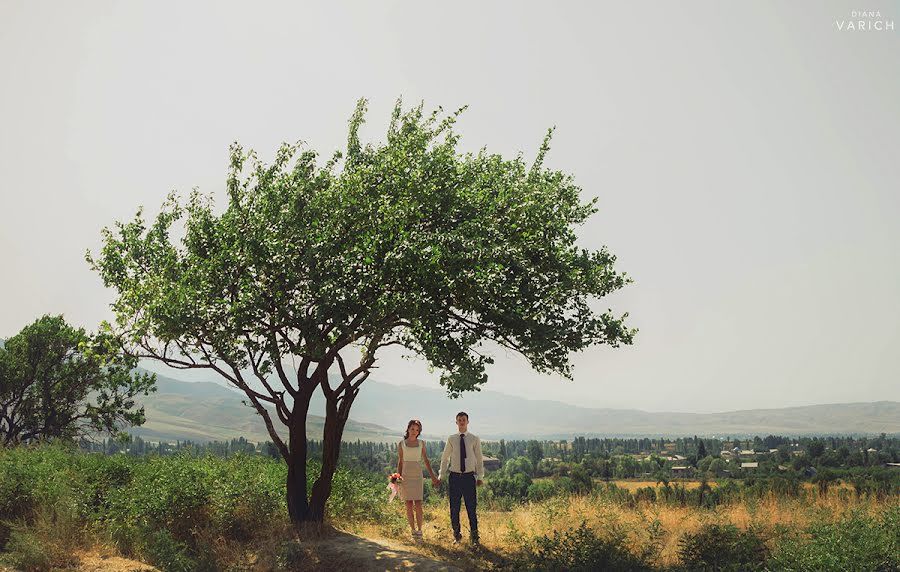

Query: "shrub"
left=105, top=453, right=214, bottom=545
left=768, top=508, right=900, bottom=571
left=511, top=521, right=652, bottom=571
left=526, top=480, right=558, bottom=502
left=142, top=528, right=196, bottom=572
left=489, top=473, right=531, bottom=500
left=634, top=486, right=657, bottom=504
left=677, top=523, right=769, bottom=571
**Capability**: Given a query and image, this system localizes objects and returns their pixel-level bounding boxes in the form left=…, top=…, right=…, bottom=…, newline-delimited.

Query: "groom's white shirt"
left=439, top=431, right=485, bottom=480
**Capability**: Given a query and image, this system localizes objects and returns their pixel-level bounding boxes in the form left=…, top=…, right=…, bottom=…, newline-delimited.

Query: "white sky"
left=1, top=1, right=898, bottom=413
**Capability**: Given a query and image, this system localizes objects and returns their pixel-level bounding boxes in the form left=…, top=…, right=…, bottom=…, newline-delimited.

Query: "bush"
left=526, top=480, right=558, bottom=502
left=104, top=453, right=214, bottom=545
left=142, top=528, right=196, bottom=572
left=677, top=523, right=769, bottom=571
left=326, top=462, right=400, bottom=524
left=634, top=486, right=657, bottom=504
left=0, top=445, right=76, bottom=521
left=0, top=445, right=412, bottom=571
left=511, top=521, right=652, bottom=571
left=768, top=508, right=900, bottom=571
left=489, top=473, right=532, bottom=500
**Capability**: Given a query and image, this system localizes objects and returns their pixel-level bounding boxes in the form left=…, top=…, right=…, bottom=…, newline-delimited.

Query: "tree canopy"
left=0, top=315, right=155, bottom=446
left=87, top=98, right=635, bottom=521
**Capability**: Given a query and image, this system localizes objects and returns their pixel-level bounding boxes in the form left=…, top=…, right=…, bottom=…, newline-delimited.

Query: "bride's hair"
left=404, top=419, right=423, bottom=440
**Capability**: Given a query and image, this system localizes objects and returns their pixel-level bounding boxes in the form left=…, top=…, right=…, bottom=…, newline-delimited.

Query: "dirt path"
left=0, top=554, right=157, bottom=572
left=0, top=535, right=462, bottom=572
left=307, top=532, right=464, bottom=571
left=72, top=552, right=158, bottom=572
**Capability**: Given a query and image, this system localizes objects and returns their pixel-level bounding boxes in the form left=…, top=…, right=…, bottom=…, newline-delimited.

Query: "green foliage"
left=0, top=444, right=76, bottom=522
left=526, top=440, right=543, bottom=473
left=503, top=456, right=534, bottom=477
left=768, top=508, right=900, bottom=571
left=511, top=521, right=652, bottom=571
left=5, top=529, right=55, bottom=572
left=0, top=445, right=401, bottom=569
left=0, top=315, right=155, bottom=446
left=567, top=465, right=593, bottom=494
left=317, top=460, right=399, bottom=523
left=87, top=97, right=635, bottom=522
left=87, top=96, right=634, bottom=424
left=141, top=528, right=197, bottom=572
left=106, top=453, right=216, bottom=543
left=526, top=480, right=559, bottom=502
left=677, top=524, right=769, bottom=571
left=489, top=473, right=532, bottom=500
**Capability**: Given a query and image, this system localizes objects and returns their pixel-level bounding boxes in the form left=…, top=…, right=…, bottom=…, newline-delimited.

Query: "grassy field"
left=1, top=446, right=898, bottom=571
left=357, top=482, right=896, bottom=570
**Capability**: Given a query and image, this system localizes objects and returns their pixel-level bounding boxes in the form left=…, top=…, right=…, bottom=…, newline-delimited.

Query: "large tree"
left=87, top=99, right=636, bottom=523
left=0, top=315, right=155, bottom=446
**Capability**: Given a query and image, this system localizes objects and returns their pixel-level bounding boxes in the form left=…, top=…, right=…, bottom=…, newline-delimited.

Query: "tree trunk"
left=286, top=384, right=316, bottom=523
left=286, top=420, right=311, bottom=522
left=307, top=395, right=351, bottom=521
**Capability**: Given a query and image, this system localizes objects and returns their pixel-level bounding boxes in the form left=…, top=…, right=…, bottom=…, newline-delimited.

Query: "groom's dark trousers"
left=449, top=471, right=478, bottom=540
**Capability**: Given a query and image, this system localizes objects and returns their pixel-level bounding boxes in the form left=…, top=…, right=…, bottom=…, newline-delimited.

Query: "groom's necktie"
left=459, top=433, right=466, bottom=472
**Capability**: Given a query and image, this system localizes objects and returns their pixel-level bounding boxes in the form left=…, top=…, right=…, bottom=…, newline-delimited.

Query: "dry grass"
left=601, top=480, right=720, bottom=492
left=365, top=486, right=896, bottom=569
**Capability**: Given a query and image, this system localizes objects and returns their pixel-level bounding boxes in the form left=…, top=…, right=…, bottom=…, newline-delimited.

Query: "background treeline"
left=492, top=434, right=899, bottom=464
left=82, top=433, right=900, bottom=475
left=78, top=435, right=437, bottom=473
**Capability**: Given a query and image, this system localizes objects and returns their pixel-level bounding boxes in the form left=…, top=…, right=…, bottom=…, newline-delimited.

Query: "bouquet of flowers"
left=387, top=472, right=403, bottom=503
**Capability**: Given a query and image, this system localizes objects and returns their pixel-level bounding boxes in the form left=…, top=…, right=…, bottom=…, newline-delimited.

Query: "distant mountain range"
left=129, top=368, right=900, bottom=443
left=128, top=371, right=401, bottom=444
left=320, top=379, right=900, bottom=439
left=3, top=334, right=897, bottom=442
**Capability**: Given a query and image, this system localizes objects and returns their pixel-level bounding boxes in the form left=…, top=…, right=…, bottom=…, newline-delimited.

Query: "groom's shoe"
left=452, top=535, right=462, bottom=545
left=470, top=534, right=480, bottom=546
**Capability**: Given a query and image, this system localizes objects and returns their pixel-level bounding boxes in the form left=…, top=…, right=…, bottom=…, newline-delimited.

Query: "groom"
left=438, top=411, right=484, bottom=545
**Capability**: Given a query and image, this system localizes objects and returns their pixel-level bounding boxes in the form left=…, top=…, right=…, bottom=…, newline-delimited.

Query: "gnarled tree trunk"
left=307, top=391, right=353, bottom=521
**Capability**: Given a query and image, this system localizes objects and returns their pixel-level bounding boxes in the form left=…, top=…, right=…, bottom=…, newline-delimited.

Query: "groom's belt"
left=450, top=470, right=475, bottom=475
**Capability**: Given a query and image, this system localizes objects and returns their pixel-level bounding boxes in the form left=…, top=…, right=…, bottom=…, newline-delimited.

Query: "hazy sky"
left=2, top=1, right=898, bottom=413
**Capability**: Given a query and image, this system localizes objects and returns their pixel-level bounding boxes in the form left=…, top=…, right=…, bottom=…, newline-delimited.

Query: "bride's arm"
left=397, top=442, right=404, bottom=476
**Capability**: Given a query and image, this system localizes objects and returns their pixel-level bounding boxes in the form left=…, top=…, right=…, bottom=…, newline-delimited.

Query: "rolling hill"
left=129, top=371, right=402, bottom=444
left=131, top=369, right=900, bottom=442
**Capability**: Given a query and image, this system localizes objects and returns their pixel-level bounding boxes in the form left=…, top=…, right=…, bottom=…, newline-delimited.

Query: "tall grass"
left=0, top=444, right=404, bottom=571
left=1, top=446, right=898, bottom=571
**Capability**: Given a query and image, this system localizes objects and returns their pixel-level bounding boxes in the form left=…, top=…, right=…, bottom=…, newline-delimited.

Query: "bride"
left=397, top=419, right=440, bottom=539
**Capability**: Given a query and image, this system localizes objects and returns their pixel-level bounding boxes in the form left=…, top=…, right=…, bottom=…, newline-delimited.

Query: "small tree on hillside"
left=527, top=440, right=544, bottom=475
left=88, top=99, right=636, bottom=523
left=698, top=439, right=708, bottom=459
left=0, top=315, right=155, bottom=446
